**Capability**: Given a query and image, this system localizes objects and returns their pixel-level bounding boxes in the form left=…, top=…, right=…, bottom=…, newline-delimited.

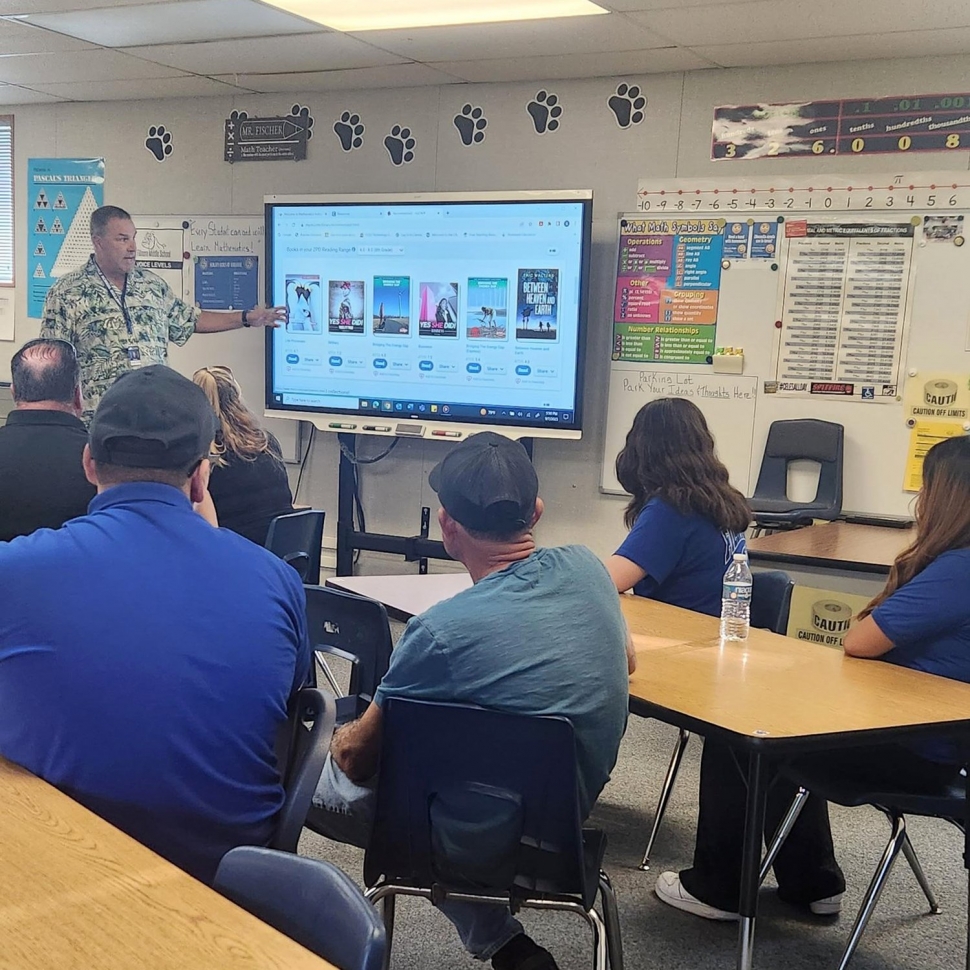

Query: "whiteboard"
left=601, top=172, right=970, bottom=515
left=134, top=213, right=299, bottom=462
left=601, top=367, right=758, bottom=495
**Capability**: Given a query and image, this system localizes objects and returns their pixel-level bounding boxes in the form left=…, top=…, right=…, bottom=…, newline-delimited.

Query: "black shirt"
left=0, top=409, right=96, bottom=542
left=207, top=434, right=294, bottom=546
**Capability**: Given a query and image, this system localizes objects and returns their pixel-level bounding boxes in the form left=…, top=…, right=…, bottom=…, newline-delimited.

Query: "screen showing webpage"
left=267, top=200, right=589, bottom=428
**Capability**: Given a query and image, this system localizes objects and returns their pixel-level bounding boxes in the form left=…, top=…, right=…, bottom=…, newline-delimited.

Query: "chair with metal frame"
left=638, top=570, right=795, bottom=871
left=265, top=509, right=325, bottom=584
left=272, top=686, right=336, bottom=854
left=749, top=419, right=844, bottom=536
left=758, top=761, right=963, bottom=970
left=362, top=698, right=623, bottom=970
left=303, top=584, right=394, bottom=726
left=214, top=846, right=387, bottom=970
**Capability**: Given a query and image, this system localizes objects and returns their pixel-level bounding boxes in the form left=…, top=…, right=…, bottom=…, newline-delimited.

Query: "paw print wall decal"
left=527, top=90, right=562, bottom=134
left=384, top=125, right=415, bottom=166
left=333, top=111, right=365, bottom=152
left=145, top=125, right=173, bottom=161
left=288, top=104, right=314, bottom=139
left=454, top=104, right=487, bottom=146
left=608, top=83, right=646, bottom=128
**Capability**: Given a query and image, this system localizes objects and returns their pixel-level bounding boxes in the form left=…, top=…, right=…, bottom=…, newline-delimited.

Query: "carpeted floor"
left=299, top=711, right=968, bottom=970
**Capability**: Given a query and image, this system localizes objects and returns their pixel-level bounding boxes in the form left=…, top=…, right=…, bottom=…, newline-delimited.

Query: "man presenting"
left=0, top=365, right=309, bottom=882
left=41, top=205, right=285, bottom=419
left=0, top=338, right=94, bottom=541
left=313, top=432, right=633, bottom=970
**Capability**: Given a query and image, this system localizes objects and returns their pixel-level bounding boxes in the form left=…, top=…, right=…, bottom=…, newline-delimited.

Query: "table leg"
left=738, top=751, right=768, bottom=970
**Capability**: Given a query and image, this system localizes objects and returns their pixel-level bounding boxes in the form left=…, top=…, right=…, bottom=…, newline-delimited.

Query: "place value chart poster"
left=612, top=216, right=724, bottom=364
left=770, top=221, right=916, bottom=401
left=713, top=92, right=970, bottom=160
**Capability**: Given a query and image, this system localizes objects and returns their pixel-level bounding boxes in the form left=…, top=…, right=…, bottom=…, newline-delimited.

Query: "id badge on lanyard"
left=96, top=264, right=143, bottom=366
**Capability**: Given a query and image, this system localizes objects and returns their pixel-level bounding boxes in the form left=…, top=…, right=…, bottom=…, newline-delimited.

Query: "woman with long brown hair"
left=606, top=397, right=750, bottom=614
left=838, top=433, right=970, bottom=771
left=192, top=365, right=293, bottom=545
left=614, top=400, right=846, bottom=922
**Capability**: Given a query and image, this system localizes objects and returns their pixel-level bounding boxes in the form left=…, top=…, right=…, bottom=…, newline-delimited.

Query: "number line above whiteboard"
left=636, top=172, right=970, bottom=213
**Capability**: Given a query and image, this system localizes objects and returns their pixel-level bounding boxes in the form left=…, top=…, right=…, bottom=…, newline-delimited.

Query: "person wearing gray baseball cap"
left=0, top=364, right=310, bottom=883
left=312, top=432, right=632, bottom=970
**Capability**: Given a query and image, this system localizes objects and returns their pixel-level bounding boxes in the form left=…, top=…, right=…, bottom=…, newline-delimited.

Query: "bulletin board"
left=601, top=172, right=970, bottom=515
left=134, top=213, right=299, bottom=462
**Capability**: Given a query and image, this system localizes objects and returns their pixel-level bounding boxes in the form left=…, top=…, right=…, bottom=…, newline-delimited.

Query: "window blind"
left=0, top=118, right=13, bottom=285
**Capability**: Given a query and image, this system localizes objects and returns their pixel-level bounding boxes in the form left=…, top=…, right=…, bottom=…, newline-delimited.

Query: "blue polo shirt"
left=614, top=496, right=746, bottom=616
left=872, top=549, right=970, bottom=763
left=874, top=548, right=970, bottom=682
left=0, top=483, right=310, bottom=882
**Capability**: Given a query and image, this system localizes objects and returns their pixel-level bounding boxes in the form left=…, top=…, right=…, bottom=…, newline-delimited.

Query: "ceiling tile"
left=432, top=47, right=715, bottom=83
left=0, top=49, right=185, bottom=84
left=0, top=82, right=66, bottom=104
left=598, top=0, right=760, bottom=8
left=214, top=63, right=463, bottom=93
left=0, top=0, right=176, bottom=11
left=629, top=0, right=970, bottom=46
left=24, top=74, right=254, bottom=101
left=353, top=13, right=669, bottom=61
left=697, top=27, right=970, bottom=67
left=124, top=32, right=403, bottom=76
left=0, top=18, right=95, bottom=52
left=22, top=0, right=322, bottom=47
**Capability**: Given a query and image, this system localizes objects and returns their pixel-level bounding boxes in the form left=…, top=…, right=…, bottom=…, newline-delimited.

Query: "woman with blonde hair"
left=192, top=365, right=293, bottom=545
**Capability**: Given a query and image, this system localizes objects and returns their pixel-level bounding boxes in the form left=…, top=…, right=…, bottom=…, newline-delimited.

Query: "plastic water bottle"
left=720, top=552, right=752, bottom=641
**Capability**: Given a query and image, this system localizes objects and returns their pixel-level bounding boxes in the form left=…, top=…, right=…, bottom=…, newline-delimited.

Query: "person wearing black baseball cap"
left=83, top=363, right=218, bottom=506
left=0, top=364, right=310, bottom=883
left=313, top=432, right=632, bottom=970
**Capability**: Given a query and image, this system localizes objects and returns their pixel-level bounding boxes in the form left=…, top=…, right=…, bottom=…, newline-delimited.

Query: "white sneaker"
left=809, top=893, right=843, bottom=915
left=655, top=872, right=739, bottom=921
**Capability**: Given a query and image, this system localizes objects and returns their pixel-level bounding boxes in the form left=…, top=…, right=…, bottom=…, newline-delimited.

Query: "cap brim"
left=428, top=460, right=443, bottom=493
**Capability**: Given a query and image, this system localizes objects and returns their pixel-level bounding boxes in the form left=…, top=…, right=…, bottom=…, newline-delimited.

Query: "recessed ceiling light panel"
left=261, top=0, right=608, bottom=31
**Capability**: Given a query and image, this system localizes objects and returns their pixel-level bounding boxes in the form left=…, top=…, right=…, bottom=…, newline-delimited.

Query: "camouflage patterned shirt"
left=41, top=255, right=200, bottom=421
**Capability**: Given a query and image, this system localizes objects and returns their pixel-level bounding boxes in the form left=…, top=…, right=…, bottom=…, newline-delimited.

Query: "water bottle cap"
left=733, top=552, right=747, bottom=561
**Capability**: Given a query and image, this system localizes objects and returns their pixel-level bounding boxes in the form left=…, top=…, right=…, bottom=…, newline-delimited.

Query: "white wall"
left=3, top=53, right=969, bottom=562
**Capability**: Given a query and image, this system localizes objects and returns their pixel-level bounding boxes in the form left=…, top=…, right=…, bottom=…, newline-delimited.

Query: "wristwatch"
left=242, top=309, right=251, bottom=327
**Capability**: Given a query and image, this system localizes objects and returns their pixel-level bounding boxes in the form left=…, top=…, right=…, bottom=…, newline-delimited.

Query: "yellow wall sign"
left=903, top=371, right=970, bottom=423
left=786, top=585, right=872, bottom=649
left=904, top=421, right=967, bottom=492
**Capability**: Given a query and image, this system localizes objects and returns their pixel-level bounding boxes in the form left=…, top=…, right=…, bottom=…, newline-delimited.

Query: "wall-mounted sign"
left=224, top=113, right=309, bottom=163
left=713, top=93, right=970, bottom=160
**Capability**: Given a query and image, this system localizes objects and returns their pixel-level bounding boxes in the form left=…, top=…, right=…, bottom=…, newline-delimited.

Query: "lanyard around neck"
left=93, top=260, right=133, bottom=336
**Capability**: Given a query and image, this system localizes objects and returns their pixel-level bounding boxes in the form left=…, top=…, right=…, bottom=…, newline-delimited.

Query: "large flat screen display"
left=264, top=191, right=592, bottom=439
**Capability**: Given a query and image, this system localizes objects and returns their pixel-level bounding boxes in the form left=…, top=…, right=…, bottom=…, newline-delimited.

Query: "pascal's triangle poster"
left=28, top=158, right=104, bottom=318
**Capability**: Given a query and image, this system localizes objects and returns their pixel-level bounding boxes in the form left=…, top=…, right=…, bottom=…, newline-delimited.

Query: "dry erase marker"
left=362, top=424, right=391, bottom=432
left=329, top=422, right=356, bottom=429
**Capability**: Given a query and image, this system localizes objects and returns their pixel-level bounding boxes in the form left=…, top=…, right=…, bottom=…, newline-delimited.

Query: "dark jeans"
left=679, top=740, right=845, bottom=912
left=680, top=739, right=962, bottom=913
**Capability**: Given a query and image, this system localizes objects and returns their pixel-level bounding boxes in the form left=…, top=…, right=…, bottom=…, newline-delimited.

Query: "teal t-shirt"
left=375, top=545, right=629, bottom=816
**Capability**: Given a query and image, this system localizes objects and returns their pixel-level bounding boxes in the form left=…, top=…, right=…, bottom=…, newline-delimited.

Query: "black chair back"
left=363, top=698, right=597, bottom=909
left=750, top=419, right=844, bottom=524
left=272, top=687, right=336, bottom=853
left=215, top=846, right=386, bottom=970
left=751, top=570, right=794, bottom=635
left=305, top=585, right=393, bottom=723
left=265, top=510, right=325, bottom=584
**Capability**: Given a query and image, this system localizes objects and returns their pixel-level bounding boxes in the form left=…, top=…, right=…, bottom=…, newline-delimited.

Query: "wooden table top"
left=622, top=595, right=970, bottom=743
left=327, top=571, right=473, bottom=620
left=0, top=759, right=336, bottom=970
left=747, top=521, right=914, bottom=573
